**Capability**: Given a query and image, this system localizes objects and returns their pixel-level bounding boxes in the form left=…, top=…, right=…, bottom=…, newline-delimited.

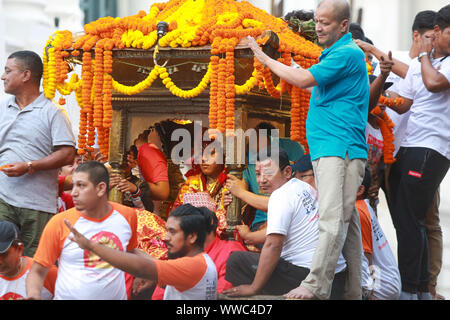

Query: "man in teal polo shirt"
left=247, top=0, right=371, bottom=300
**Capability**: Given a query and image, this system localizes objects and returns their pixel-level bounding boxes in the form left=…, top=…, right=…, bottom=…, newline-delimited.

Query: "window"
left=80, top=0, right=118, bottom=24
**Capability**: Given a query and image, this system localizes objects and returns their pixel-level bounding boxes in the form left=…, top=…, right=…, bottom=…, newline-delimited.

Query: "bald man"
left=247, top=0, right=370, bottom=300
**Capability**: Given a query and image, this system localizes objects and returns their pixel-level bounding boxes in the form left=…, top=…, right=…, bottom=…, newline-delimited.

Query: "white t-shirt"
left=358, top=199, right=401, bottom=300
left=374, top=50, right=413, bottom=156
left=0, top=257, right=55, bottom=300
left=33, top=203, right=138, bottom=300
left=159, top=253, right=218, bottom=300
left=266, top=178, right=346, bottom=273
left=398, top=54, right=450, bottom=159
left=374, top=50, right=412, bottom=85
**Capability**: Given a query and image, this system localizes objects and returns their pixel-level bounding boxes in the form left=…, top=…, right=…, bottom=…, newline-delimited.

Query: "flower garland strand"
left=371, top=105, right=396, bottom=164
left=225, top=41, right=236, bottom=132
left=378, top=95, right=405, bottom=108
left=43, top=0, right=323, bottom=157
left=209, top=55, right=220, bottom=129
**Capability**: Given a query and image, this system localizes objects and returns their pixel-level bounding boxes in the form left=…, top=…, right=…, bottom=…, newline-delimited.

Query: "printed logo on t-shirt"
left=84, top=231, right=124, bottom=269
left=371, top=217, right=385, bottom=245
left=0, top=292, right=23, bottom=300
left=301, top=190, right=317, bottom=215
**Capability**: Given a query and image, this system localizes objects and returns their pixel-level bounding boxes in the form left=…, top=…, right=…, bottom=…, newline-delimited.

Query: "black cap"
left=292, top=154, right=313, bottom=172
left=0, top=221, right=20, bottom=254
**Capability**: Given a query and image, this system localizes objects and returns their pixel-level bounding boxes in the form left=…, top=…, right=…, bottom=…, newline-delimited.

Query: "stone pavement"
left=377, top=171, right=450, bottom=299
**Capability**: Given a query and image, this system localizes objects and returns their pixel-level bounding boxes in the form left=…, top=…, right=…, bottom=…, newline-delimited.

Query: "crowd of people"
left=0, top=0, right=449, bottom=300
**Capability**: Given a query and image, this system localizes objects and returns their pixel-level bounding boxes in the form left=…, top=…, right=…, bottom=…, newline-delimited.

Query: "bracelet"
left=131, top=186, right=141, bottom=198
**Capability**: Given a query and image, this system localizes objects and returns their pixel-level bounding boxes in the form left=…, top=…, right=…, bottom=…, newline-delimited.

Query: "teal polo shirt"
left=307, top=33, right=369, bottom=161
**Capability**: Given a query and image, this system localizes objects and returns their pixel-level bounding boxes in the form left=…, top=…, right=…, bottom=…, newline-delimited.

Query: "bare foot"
left=429, top=284, right=445, bottom=300
left=284, top=285, right=317, bottom=300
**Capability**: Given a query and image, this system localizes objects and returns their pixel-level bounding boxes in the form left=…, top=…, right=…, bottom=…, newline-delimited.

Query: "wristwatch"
left=418, top=52, right=429, bottom=62
left=27, top=161, right=35, bottom=175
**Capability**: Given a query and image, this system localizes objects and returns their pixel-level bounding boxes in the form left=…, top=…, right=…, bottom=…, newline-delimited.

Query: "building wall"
left=351, top=0, right=448, bottom=52
left=0, top=0, right=5, bottom=94
left=0, top=0, right=83, bottom=139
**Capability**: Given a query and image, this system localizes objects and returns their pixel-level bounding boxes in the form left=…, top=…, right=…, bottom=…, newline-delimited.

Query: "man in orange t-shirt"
left=26, top=161, right=144, bottom=300
left=151, top=206, right=247, bottom=299
left=65, top=203, right=218, bottom=300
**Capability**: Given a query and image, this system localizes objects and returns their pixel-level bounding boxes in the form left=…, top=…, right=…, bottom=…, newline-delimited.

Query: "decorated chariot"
left=42, top=0, right=323, bottom=238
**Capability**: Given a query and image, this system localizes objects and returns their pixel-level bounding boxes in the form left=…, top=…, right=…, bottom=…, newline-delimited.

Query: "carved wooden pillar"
left=225, top=162, right=245, bottom=240
left=108, top=107, right=126, bottom=203
left=225, top=105, right=247, bottom=240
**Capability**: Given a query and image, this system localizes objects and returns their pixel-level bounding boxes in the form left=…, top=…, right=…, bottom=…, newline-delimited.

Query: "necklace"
left=5, top=257, right=24, bottom=279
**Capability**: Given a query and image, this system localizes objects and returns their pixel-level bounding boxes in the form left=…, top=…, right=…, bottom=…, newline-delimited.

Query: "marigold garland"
left=43, top=0, right=322, bottom=157
left=371, top=105, right=396, bottom=164
left=208, top=55, right=219, bottom=129
left=378, top=95, right=405, bottom=108
left=366, top=58, right=373, bottom=75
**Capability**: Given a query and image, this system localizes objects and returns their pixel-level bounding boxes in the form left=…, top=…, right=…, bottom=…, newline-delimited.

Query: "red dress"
left=171, top=168, right=229, bottom=238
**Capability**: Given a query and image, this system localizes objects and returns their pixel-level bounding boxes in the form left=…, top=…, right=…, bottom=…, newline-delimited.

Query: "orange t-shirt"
left=356, top=199, right=373, bottom=255
left=33, top=202, right=138, bottom=300
left=154, top=253, right=217, bottom=300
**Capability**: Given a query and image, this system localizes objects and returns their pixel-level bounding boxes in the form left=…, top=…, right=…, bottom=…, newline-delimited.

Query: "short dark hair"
left=435, top=5, right=450, bottom=30
left=412, top=10, right=437, bottom=34
left=129, top=145, right=138, bottom=159
left=256, top=122, right=276, bottom=140
left=205, top=208, right=218, bottom=234
left=74, top=161, right=110, bottom=191
left=257, top=147, right=290, bottom=171
left=365, top=37, right=374, bottom=45
left=169, top=204, right=214, bottom=248
left=349, top=23, right=366, bottom=41
left=8, top=51, right=43, bottom=85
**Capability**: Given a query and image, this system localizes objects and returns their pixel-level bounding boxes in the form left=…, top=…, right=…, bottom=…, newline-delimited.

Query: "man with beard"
left=64, top=203, right=218, bottom=300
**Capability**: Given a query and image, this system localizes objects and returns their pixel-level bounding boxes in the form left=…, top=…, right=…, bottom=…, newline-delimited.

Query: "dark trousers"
left=225, top=251, right=346, bottom=299
left=388, top=147, right=449, bottom=293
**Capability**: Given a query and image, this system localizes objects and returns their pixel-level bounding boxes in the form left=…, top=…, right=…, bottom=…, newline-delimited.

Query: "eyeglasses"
left=298, top=174, right=314, bottom=180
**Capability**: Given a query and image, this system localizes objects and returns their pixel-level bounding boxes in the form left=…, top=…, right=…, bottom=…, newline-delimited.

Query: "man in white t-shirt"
left=358, top=11, right=437, bottom=204
left=356, top=170, right=401, bottom=300
left=357, top=10, right=446, bottom=299
left=223, top=151, right=347, bottom=299
left=357, top=10, right=438, bottom=159
left=366, top=6, right=449, bottom=300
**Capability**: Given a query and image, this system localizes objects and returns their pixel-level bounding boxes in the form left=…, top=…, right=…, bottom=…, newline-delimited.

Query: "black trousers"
left=225, top=251, right=346, bottom=299
left=388, top=147, right=449, bottom=293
